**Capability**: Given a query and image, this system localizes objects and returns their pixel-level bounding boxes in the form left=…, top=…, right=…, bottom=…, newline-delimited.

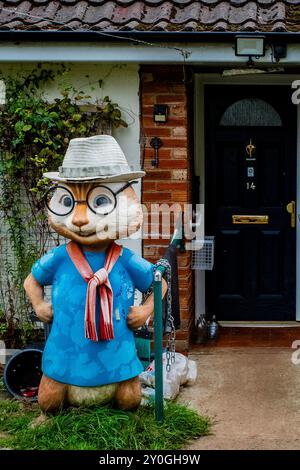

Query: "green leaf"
left=0, top=67, right=128, bottom=340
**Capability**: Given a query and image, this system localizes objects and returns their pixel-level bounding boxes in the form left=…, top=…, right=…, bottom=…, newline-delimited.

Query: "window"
left=220, top=98, right=282, bottom=127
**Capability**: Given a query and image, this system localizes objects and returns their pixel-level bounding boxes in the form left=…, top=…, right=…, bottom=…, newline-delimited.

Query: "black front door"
left=205, top=86, right=297, bottom=321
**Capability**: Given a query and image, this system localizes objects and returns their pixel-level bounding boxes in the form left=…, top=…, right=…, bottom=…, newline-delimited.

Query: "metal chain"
left=155, top=258, right=176, bottom=372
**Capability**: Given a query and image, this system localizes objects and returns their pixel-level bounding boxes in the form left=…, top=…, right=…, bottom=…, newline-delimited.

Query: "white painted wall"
left=0, top=63, right=140, bottom=171
left=0, top=62, right=142, bottom=253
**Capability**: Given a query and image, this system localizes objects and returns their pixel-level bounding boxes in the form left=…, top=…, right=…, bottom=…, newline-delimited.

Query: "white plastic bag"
left=186, top=359, right=197, bottom=385
left=140, top=386, right=156, bottom=406
left=139, top=352, right=197, bottom=401
left=171, top=352, right=189, bottom=385
left=163, top=369, right=181, bottom=400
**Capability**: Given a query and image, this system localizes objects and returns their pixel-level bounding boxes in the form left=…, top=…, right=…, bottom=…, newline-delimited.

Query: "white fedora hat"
left=43, top=135, right=145, bottom=183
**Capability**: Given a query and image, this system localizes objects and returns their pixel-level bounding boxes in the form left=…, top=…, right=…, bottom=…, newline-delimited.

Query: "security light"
left=235, top=35, right=266, bottom=63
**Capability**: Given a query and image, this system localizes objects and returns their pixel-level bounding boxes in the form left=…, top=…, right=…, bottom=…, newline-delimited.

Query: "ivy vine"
left=0, top=66, right=127, bottom=346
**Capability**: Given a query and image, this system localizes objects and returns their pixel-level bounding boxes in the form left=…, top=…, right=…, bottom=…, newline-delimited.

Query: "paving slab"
left=180, top=347, right=300, bottom=450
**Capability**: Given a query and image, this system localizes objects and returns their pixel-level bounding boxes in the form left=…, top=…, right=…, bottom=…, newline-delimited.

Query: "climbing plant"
left=0, top=66, right=127, bottom=346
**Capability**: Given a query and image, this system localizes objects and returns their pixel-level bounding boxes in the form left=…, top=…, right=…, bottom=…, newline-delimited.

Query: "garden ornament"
left=24, top=135, right=167, bottom=412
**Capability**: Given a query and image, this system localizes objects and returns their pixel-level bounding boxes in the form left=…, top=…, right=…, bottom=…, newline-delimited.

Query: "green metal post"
left=154, top=267, right=165, bottom=424
left=152, top=214, right=185, bottom=424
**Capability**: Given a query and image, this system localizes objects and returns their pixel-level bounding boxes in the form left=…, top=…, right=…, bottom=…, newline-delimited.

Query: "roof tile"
left=0, top=0, right=299, bottom=33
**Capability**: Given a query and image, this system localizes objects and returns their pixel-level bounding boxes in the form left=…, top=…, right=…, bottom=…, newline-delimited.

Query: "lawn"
left=0, top=399, right=211, bottom=450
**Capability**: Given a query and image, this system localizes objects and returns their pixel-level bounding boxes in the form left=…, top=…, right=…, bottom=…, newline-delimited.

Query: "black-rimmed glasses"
left=45, top=181, right=137, bottom=217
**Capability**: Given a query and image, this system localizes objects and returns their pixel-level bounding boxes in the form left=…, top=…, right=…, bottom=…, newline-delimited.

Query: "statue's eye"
left=88, top=187, right=115, bottom=215
left=94, top=195, right=110, bottom=208
left=61, top=195, right=73, bottom=207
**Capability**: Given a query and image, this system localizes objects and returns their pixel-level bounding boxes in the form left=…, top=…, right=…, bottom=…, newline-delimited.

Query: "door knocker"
left=246, top=139, right=256, bottom=159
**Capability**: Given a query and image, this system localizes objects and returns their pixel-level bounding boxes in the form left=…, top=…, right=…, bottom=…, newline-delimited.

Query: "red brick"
left=157, top=246, right=173, bottom=256
left=178, top=280, right=193, bottom=290
left=180, top=308, right=192, bottom=320
left=141, top=201, right=152, bottom=211
left=180, top=300, right=190, bottom=309
left=167, top=117, right=188, bottom=126
left=169, top=104, right=186, bottom=117
left=158, top=138, right=187, bottom=148
left=141, top=117, right=156, bottom=127
left=144, top=170, right=171, bottom=180
left=144, top=238, right=169, bottom=246
left=179, top=294, right=189, bottom=304
left=178, top=271, right=191, bottom=279
left=172, top=169, right=187, bottom=180
left=172, top=127, right=187, bottom=137
left=175, top=329, right=189, bottom=340
left=142, top=105, right=154, bottom=116
left=142, top=95, right=155, bottom=105
left=143, top=191, right=170, bottom=202
left=180, top=319, right=191, bottom=331
left=157, top=181, right=187, bottom=191
left=156, top=94, right=186, bottom=104
left=142, top=83, right=174, bottom=93
left=145, top=128, right=171, bottom=137
left=181, top=292, right=194, bottom=308
left=144, top=256, right=158, bottom=264
left=179, top=284, right=193, bottom=295
left=159, top=159, right=188, bottom=169
left=143, top=181, right=156, bottom=191
left=147, top=202, right=185, bottom=214
left=171, top=190, right=189, bottom=202
left=141, top=72, right=154, bottom=83
left=178, top=277, right=191, bottom=285
left=178, top=256, right=191, bottom=268
left=173, top=148, right=188, bottom=158
left=178, top=266, right=192, bottom=274
left=144, top=148, right=172, bottom=159
left=175, top=339, right=189, bottom=353
left=142, top=118, right=188, bottom=128
left=182, top=292, right=195, bottom=306
left=143, top=82, right=186, bottom=95
left=143, top=246, right=158, bottom=257
left=143, top=160, right=156, bottom=171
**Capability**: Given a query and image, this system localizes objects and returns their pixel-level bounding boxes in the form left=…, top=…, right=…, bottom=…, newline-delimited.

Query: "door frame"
left=194, top=73, right=300, bottom=323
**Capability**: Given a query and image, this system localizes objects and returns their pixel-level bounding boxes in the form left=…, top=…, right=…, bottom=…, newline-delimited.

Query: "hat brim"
left=43, top=171, right=146, bottom=183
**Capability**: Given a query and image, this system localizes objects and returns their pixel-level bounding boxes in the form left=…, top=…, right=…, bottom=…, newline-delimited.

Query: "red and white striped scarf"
left=66, top=241, right=122, bottom=341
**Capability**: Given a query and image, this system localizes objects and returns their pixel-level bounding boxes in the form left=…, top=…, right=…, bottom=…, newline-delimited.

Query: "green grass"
left=0, top=400, right=211, bottom=450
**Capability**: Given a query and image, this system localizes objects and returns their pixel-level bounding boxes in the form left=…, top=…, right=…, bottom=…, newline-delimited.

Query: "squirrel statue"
left=24, top=135, right=167, bottom=412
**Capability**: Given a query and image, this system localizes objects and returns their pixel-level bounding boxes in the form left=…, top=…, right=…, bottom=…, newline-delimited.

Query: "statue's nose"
left=72, top=203, right=89, bottom=228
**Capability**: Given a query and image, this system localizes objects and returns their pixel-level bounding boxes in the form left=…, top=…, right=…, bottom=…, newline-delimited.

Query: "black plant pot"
left=3, top=348, right=43, bottom=401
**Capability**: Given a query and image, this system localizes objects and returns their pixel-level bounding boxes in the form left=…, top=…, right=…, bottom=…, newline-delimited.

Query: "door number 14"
left=246, top=182, right=256, bottom=190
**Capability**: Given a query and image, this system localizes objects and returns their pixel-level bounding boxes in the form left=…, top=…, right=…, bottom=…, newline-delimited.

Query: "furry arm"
left=127, top=278, right=168, bottom=330
left=24, top=273, right=53, bottom=323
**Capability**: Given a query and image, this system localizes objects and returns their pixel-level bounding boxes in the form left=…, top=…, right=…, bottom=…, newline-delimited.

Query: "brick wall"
left=140, top=65, right=194, bottom=352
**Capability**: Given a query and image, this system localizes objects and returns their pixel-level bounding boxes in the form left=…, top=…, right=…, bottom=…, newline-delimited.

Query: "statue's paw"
left=30, top=413, right=49, bottom=429
left=127, top=306, right=149, bottom=330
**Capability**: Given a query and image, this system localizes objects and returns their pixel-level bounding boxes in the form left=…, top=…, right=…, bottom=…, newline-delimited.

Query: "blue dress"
left=31, top=244, right=154, bottom=387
